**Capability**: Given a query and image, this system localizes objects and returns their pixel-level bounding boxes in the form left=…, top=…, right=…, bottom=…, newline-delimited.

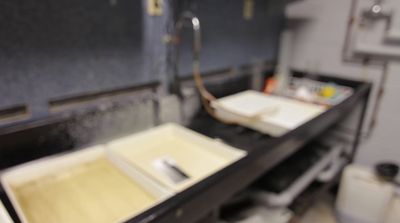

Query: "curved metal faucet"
left=174, top=11, right=201, bottom=66
left=170, top=12, right=204, bottom=98
left=171, top=11, right=234, bottom=124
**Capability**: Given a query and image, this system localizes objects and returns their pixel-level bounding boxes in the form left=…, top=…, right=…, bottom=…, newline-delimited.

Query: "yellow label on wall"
left=243, top=0, right=254, bottom=20
left=147, top=0, right=163, bottom=16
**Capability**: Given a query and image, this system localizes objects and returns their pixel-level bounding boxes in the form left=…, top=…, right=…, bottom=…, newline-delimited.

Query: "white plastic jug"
left=384, top=191, right=400, bottom=223
left=336, top=165, right=395, bottom=223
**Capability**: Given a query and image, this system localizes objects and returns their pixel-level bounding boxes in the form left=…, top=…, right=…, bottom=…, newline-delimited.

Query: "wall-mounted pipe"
left=342, top=0, right=391, bottom=141
left=169, top=11, right=202, bottom=99
left=170, top=11, right=234, bottom=124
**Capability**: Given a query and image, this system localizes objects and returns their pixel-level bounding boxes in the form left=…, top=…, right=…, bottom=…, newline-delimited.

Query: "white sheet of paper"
left=212, top=90, right=326, bottom=136
left=0, top=200, right=13, bottom=223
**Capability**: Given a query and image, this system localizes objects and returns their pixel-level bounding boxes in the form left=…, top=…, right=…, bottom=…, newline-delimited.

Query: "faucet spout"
left=174, top=11, right=201, bottom=65
left=171, top=11, right=205, bottom=98
left=171, top=11, right=233, bottom=124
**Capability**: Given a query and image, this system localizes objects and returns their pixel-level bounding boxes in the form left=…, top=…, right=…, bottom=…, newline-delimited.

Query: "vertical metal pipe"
left=171, top=11, right=202, bottom=98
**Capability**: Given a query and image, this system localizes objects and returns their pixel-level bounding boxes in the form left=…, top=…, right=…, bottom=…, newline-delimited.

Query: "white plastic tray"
left=0, top=200, right=13, bottom=223
left=211, top=90, right=326, bottom=137
left=107, top=123, right=247, bottom=192
left=1, top=146, right=172, bottom=223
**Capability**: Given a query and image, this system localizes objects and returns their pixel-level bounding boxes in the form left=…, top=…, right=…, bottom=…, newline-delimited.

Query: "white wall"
left=357, top=63, right=400, bottom=165
left=287, top=0, right=400, bottom=166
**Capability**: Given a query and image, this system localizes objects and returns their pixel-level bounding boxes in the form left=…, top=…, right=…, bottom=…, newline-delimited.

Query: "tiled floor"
left=300, top=195, right=338, bottom=223
left=216, top=194, right=340, bottom=223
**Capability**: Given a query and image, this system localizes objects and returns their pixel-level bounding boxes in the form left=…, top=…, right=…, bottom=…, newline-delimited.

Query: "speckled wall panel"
left=176, top=0, right=284, bottom=76
left=0, top=0, right=149, bottom=116
left=0, top=0, right=283, bottom=119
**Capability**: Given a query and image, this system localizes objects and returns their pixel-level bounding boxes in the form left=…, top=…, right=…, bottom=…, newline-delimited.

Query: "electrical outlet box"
left=147, top=0, right=163, bottom=16
left=349, top=3, right=400, bottom=60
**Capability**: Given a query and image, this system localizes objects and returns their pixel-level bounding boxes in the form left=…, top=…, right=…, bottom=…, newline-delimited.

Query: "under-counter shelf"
left=251, top=143, right=343, bottom=207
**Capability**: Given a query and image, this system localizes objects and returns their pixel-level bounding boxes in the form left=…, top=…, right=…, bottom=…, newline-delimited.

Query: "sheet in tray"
left=8, top=158, right=158, bottom=223
left=108, top=123, right=246, bottom=192
left=212, top=90, right=326, bottom=135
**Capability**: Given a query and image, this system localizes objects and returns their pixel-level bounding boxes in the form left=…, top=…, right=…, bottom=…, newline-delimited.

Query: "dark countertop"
left=0, top=74, right=372, bottom=223
left=123, top=78, right=371, bottom=223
